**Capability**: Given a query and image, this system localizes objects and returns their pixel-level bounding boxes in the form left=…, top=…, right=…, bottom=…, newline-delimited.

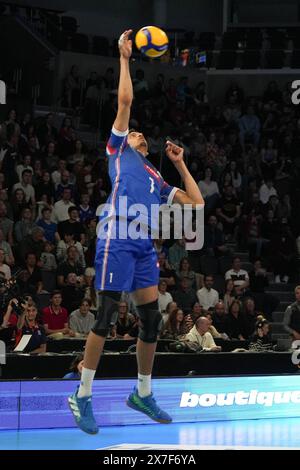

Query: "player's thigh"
left=131, top=242, right=159, bottom=304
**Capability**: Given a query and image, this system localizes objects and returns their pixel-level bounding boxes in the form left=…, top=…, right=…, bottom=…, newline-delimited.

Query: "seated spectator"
left=184, top=302, right=203, bottom=331
left=40, top=241, right=57, bottom=273
left=249, top=318, right=273, bottom=352
left=197, top=274, right=219, bottom=311
left=198, top=167, right=220, bottom=213
left=243, top=297, right=260, bottom=339
left=10, top=188, right=29, bottom=221
left=227, top=300, right=247, bottom=340
left=18, top=226, right=45, bottom=263
left=55, top=170, right=75, bottom=200
left=0, top=297, right=19, bottom=346
left=223, top=279, right=237, bottom=313
left=158, top=280, right=173, bottom=314
left=283, top=286, right=300, bottom=340
left=216, top=184, right=241, bottom=238
left=16, top=155, right=33, bottom=182
left=184, top=317, right=222, bottom=351
left=205, top=311, right=224, bottom=339
left=249, top=259, right=278, bottom=319
left=37, top=207, right=59, bottom=244
left=158, top=252, right=176, bottom=290
left=53, top=188, right=74, bottom=223
left=12, top=169, right=35, bottom=205
left=35, top=170, right=55, bottom=204
left=260, top=138, right=278, bottom=180
left=114, top=302, right=138, bottom=339
left=154, top=238, right=168, bottom=258
left=56, top=232, right=85, bottom=268
left=203, top=215, right=229, bottom=257
left=259, top=179, right=277, bottom=205
left=212, top=301, right=230, bottom=335
left=14, top=207, right=37, bottom=243
left=23, top=252, right=43, bottom=294
left=168, top=238, right=188, bottom=271
left=225, top=256, right=249, bottom=296
left=63, top=353, right=84, bottom=379
left=239, top=105, right=260, bottom=151
left=0, top=201, right=13, bottom=245
left=79, top=193, right=95, bottom=223
left=0, top=228, right=14, bottom=266
left=176, top=257, right=197, bottom=290
left=173, top=277, right=198, bottom=314
left=42, top=290, right=71, bottom=337
left=0, top=248, right=11, bottom=280
left=69, top=298, right=95, bottom=336
left=162, top=301, right=177, bottom=325
left=62, top=272, right=85, bottom=313
left=160, top=308, right=187, bottom=340
left=83, top=267, right=97, bottom=315
left=16, top=303, right=46, bottom=353
left=57, top=246, right=84, bottom=287
left=57, top=206, right=85, bottom=243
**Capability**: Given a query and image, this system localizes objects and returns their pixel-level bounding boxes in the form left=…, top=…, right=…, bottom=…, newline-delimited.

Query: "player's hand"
left=118, top=30, right=133, bottom=59
left=165, top=140, right=184, bottom=164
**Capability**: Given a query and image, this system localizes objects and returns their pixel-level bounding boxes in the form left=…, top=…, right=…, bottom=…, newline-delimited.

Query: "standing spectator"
left=42, top=291, right=71, bottom=336
left=158, top=280, right=173, bottom=314
left=184, top=317, right=222, bottom=351
left=197, top=275, right=219, bottom=311
left=283, top=286, right=300, bottom=340
left=69, top=299, right=95, bottom=336
left=168, top=239, right=188, bottom=271
left=16, top=304, right=47, bottom=353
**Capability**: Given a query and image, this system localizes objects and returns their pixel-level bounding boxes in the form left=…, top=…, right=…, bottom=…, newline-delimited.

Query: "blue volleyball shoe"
left=68, top=388, right=98, bottom=434
left=126, top=387, right=172, bottom=424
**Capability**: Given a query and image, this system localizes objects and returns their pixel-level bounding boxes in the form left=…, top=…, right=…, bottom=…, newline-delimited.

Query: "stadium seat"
left=200, top=255, right=219, bottom=275
left=218, top=255, right=234, bottom=275
left=61, top=16, right=78, bottom=34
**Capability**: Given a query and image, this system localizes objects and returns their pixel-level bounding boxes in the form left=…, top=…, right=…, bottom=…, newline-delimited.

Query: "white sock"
left=78, top=367, right=96, bottom=398
left=137, top=373, right=151, bottom=397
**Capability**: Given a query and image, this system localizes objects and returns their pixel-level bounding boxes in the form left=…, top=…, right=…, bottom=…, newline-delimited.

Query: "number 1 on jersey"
left=109, top=272, right=113, bottom=283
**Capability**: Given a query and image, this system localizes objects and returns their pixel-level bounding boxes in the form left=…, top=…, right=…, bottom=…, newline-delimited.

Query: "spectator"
left=216, top=185, right=241, bottom=238
left=184, top=317, right=222, bottom=351
left=40, top=241, right=57, bottom=272
left=223, top=279, right=237, bottom=313
left=259, top=179, right=277, bottom=205
left=57, top=206, right=85, bottom=243
left=69, top=299, right=95, bottom=336
left=0, top=228, right=14, bottom=266
left=57, top=246, right=84, bottom=287
left=212, top=301, right=230, bottom=336
left=174, top=277, right=198, bottom=314
left=205, top=311, right=224, bottom=339
left=56, top=232, right=85, bottom=268
left=23, top=252, right=43, bottom=294
left=51, top=160, right=67, bottom=188
left=176, top=257, right=197, bottom=290
left=10, top=188, right=28, bottom=221
left=0, top=248, right=11, bottom=280
left=16, top=155, right=33, bottom=182
left=16, top=304, right=46, bottom=353
left=184, top=302, right=203, bottom=331
left=225, top=256, right=249, bottom=295
left=249, top=259, right=278, bottom=319
left=62, top=272, right=85, bottom=312
left=53, top=188, right=74, bottom=223
left=35, top=170, right=55, bottom=204
left=79, top=193, right=95, bottom=223
left=0, top=201, right=13, bottom=245
left=198, top=167, right=220, bottom=212
left=42, top=290, right=71, bottom=337
left=168, top=239, right=188, bottom=271
left=243, top=297, right=260, bottom=339
left=160, top=308, right=187, bottom=340
left=284, top=286, right=300, bottom=340
left=158, top=280, right=173, bottom=314
left=158, top=252, right=176, bottom=289
left=37, top=207, right=59, bottom=244
left=197, top=275, right=219, bottom=311
left=56, top=170, right=75, bottom=200
left=13, top=169, right=35, bottom=206
left=83, top=267, right=97, bottom=315
left=162, top=301, right=177, bottom=325
left=18, top=226, right=45, bottom=263
left=114, top=302, right=137, bottom=339
left=203, top=215, right=229, bottom=257
left=63, top=353, right=84, bottom=379
left=14, top=207, right=37, bottom=243
left=38, top=113, right=58, bottom=148
left=270, top=223, right=296, bottom=283
left=227, top=300, right=247, bottom=340
left=249, top=318, right=273, bottom=352
left=239, top=105, right=260, bottom=150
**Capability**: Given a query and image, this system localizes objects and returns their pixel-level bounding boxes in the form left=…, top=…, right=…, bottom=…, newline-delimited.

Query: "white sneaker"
left=275, top=275, right=281, bottom=283
left=283, top=275, right=289, bottom=283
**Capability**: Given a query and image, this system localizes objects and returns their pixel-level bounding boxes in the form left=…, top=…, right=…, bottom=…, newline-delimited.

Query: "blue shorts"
left=94, top=237, right=159, bottom=293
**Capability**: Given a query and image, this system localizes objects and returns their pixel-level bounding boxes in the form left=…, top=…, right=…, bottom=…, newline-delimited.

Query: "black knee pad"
left=92, top=291, right=121, bottom=337
left=136, top=300, right=162, bottom=343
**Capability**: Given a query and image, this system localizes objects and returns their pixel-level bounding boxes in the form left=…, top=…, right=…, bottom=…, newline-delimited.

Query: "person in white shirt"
left=158, top=280, right=173, bottom=313
left=225, top=256, right=249, bottom=295
left=184, top=317, right=222, bottom=351
left=197, top=275, right=219, bottom=311
left=198, top=167, right=220, bottom=212
left=0, top=248, right=11, bottom=280
left=53, top=188, right=73, bottom=223
left=51, top=159, right=67, bottom=188
left=259, top=179, right=277, bottom=205
left=16, top=155, right=34, bottom=182
left=13, top=169, right=35, bottom=205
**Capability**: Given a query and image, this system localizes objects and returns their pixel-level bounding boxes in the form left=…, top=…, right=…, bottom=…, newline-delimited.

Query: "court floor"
left=1, top=417, right=300, bottom=450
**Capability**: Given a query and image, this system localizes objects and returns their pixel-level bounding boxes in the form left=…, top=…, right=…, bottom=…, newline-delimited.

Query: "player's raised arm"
left=113, top=30, right=133, bottom=133
left=165, top=140, right=205, bottom=208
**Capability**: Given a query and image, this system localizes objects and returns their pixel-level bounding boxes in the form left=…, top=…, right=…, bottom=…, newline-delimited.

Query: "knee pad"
left=136, top=300, right=162, bottom=343
left=92, top=291, right=121, bottom=337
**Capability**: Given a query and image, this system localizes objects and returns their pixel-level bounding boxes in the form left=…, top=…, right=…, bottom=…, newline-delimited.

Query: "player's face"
left=128, top=131, right=148, bottom=155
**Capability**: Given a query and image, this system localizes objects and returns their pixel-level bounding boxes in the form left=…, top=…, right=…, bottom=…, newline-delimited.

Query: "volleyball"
left=135, top=26, right=169, bottom=58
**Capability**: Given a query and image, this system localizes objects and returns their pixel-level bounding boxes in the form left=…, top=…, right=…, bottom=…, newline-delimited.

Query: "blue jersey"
left=103, top=127, right=178, bottom=232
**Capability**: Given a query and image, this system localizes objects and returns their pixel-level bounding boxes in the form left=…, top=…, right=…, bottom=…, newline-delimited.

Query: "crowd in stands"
left=1, top=67, right=300, bottom=355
